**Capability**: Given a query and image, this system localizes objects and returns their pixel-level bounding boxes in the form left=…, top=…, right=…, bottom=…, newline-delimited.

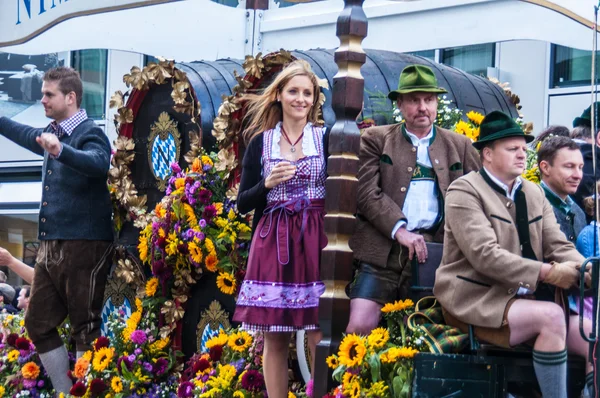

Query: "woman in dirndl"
left=233, top=60, right=328, bottom=397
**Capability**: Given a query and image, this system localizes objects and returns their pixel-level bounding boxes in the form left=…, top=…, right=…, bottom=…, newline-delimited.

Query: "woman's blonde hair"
left=242, top=60, right=323, bottom=145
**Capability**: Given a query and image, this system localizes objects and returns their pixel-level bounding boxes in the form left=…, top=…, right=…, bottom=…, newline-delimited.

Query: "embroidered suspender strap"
left=479, top=169, right=536, bottom=261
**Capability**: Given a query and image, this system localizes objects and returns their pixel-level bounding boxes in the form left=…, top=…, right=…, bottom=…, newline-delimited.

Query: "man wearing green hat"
left=346, top=64, right=480, bottom=335
left=434, top=111, right=594, bottom=398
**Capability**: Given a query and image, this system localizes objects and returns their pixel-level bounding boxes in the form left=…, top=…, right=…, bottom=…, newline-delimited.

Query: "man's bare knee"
left=538, top=303, right=567, bottom=337
left=346, top=298, right=382, bottom=335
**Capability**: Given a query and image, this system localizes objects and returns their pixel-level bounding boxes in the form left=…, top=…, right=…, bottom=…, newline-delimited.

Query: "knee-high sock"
left=586, top=372, right=595, bottom=398
left=532, top=349, right=568, bottom=398
left=38, top=345, right=72, bottom=394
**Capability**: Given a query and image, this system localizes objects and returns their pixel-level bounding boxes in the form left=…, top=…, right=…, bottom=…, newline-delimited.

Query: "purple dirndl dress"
left=233, top=122, right=327, bottom=332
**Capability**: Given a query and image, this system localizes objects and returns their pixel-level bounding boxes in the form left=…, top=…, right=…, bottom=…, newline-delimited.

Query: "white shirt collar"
left=404, top=127, right=433, bottom=146
left=483, top=167, right=522, bottom=201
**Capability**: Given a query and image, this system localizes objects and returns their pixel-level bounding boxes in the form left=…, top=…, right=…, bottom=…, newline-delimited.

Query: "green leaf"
left=332, top=364, right=347, bottom=382
left=393, top=375, right=404, bottom=398
left=369, top=353, right=381, bottom=382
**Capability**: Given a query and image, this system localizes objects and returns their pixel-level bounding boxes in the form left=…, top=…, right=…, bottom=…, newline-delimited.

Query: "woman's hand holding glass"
left=265, top=162, right=296, bottom=189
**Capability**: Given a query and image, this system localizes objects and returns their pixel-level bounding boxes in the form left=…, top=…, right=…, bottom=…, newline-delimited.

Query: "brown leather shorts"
left=442, top=298, right=516, bottom=349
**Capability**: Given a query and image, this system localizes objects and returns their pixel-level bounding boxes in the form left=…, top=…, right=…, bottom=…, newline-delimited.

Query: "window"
left=551, top=44, right=600, bottom=88
left=71, top=49, right=108, bottom=120
left=0, top=52, right=60, bottom=119
left=144, top=55, right=159, bottom=65
left=405, top=50, right=435, bottom=61
left=441, top=43, right=495, bottom=76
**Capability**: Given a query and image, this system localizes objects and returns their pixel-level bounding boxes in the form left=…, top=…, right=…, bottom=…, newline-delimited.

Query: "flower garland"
left=138, top=152, right=252, bottom=338
left=108, top=58, right=201, bottom=232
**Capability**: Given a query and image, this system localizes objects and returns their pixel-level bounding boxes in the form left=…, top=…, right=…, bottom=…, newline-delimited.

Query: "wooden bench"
left=409, top=244, right=586, bottom=398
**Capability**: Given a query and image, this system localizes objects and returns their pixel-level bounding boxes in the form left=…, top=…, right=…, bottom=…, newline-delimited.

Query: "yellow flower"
left=238, top=370, right=247, bottom=383
left=326, top=355, right=339, bottom=369
left=466, top=110, right=485, bottom=125
left=218, top=363, right=236, bottom=383
left=189, top=241, right=204, bottom=264
left=0, top=386, right=5, bottom=397
left=381, top=346, right=419, bottom=363
left=338, top=334, right=367, bottom=367
left=342, top=372, right=358, bottom=388
left=367, top=327, right=389, bottom=350
left=92, top=347, right=114, bottom=372
left=205, top=253, right=219, bottom=272
left=111, top=376, right=123, bottom=393
left=204, top=238, right=215, bottom=253
left=129, top=311, right=142, bottom=327
left=233, top=392, right=245, bottom=398
left=138, top=237, right=148, bottom=262
left=83, top=350, right=93, bottom=361
left=227, top=209, right=236, bottom=221
left=135, top=297, right=142, bottom=310
left=150, top=337, right=170, bottom=352
left=228, top=331, right=253, bottom=352
left=366, top=381, right=388, bottom=397
left=288, top=393, right=295, bottom=398
left=201, top=155, right=214, bottom=168
left=214, top=203, right=224, bottom=215
left=175, top=178, right=186, bottom=189
left=155, top=203, right=167, bottom=218
left=184, top=203, right=198, bottom=227
left=145, top=277, right=159, bottom=297
left=22, top=362, right=40, bottom=379
left=206, top=332, right=228, bottom=349
left=7, top=349, right=19, bottom=362
left=216, top=272, right=236, bottom=295
left=348, top=381, right=361, bottom=398
left=381, top=299, right=414, bottom=313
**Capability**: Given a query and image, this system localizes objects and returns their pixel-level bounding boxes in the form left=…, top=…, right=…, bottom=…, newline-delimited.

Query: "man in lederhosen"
left=346, top=65, right=480, bottom=334
left=434, top=111, right=594, bottom=398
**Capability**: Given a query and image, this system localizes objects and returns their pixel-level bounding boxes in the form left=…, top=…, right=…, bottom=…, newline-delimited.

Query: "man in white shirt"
left=346, top=65, right=480, bottom=334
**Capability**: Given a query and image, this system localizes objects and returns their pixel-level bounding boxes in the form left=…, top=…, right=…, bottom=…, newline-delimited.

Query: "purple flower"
left=128, top=354, right=136, bottom=362
left=198, top=189, right=212, bottom=205
left=171, top=163, right=182, bottom=174
left=143, top=362, right=153, bottom=372
left=153, top=358, right=168, bottom=375
left=23, top=379, right=36, bottom=388
left=37, top=380, right=44, bottom=387
left=177, top=381, right=193, bottom=398
left=134, top=348, right=142, bottom=355
left=241, top=369, right=265, bottom=392
left=232, top=358, right=245, bottom=373
left=306, top=379, right=314, bottom=397
left=130, top=330, right=147, bottom=345
left=199, top=219, right=207, bottom=228
left=195, top=232, right=205, bottom=241
left=185, top=229, right=195, bottom=240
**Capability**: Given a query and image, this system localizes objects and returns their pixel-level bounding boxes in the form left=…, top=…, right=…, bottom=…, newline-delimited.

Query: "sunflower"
left=188, top=241, right=203, bottom=264
left=348, top=381, right=361, bottom=398
left=367, top=327, right=389, bottom=350
left=145, top=277, right=159, bottom=297
left=206, top=332, right=228, bottom=349
left=7, top=349, right=19, bottom=362
left=204, top=238, right=215, bottom=253
left=216, top=272, right=236, bottom=295
left=342, top=372, right=358, bottom=389
left=214, top=202, right=224, bottom=215
left=325, top=355, right=339, bottom=369
left=466, top=110, right=485, bottom=125
left=205, top=253, right=219, bottom=272
left=228, top=331, right=253, bottom=352
left=92, top=347, right=114, bottom=372
left=149, top=337, right=170, bottom=352
left=337, top=334, right=367, bottom=367
left=22, top=362, right=40, bottom=379
left=233, top=391, right=244, bottom=398
left=184, top=203, right=198, bottom=227
left=381, top=299, right=414, bottom=313
left=73, top=357, right=90, bottom=378
left=138, top=237, right=148, bottom=262
left=111, top=376, right=123, bottom=393
left=0, top=385, right=5, bottom=397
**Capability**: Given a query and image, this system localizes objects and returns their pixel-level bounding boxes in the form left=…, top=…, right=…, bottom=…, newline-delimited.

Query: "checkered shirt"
left=49, top=109, right=88, bottom=138
left=263, top=123, right=327, bottom=203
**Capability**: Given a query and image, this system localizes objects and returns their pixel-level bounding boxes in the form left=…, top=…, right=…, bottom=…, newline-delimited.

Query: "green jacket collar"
left=541, top=181, right=573, bottom=215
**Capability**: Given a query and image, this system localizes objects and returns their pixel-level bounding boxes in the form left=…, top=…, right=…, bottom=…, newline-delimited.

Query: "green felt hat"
left=573, top=102, right=600, bottom=128
left=473, top=111, right=534, bottom=150
left=388, top=65, right=448, bottom=101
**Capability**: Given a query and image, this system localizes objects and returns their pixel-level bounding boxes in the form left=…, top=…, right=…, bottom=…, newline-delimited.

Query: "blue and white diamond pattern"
left=101, top=297, right=133, bottom=338
left=200, top=323, right=226, bottom=353
left=151, top=134, right=177, bottom=180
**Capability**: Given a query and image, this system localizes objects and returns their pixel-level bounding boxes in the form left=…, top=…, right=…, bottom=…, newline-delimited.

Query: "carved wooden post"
left=313, top=0, right=367, bottom=395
